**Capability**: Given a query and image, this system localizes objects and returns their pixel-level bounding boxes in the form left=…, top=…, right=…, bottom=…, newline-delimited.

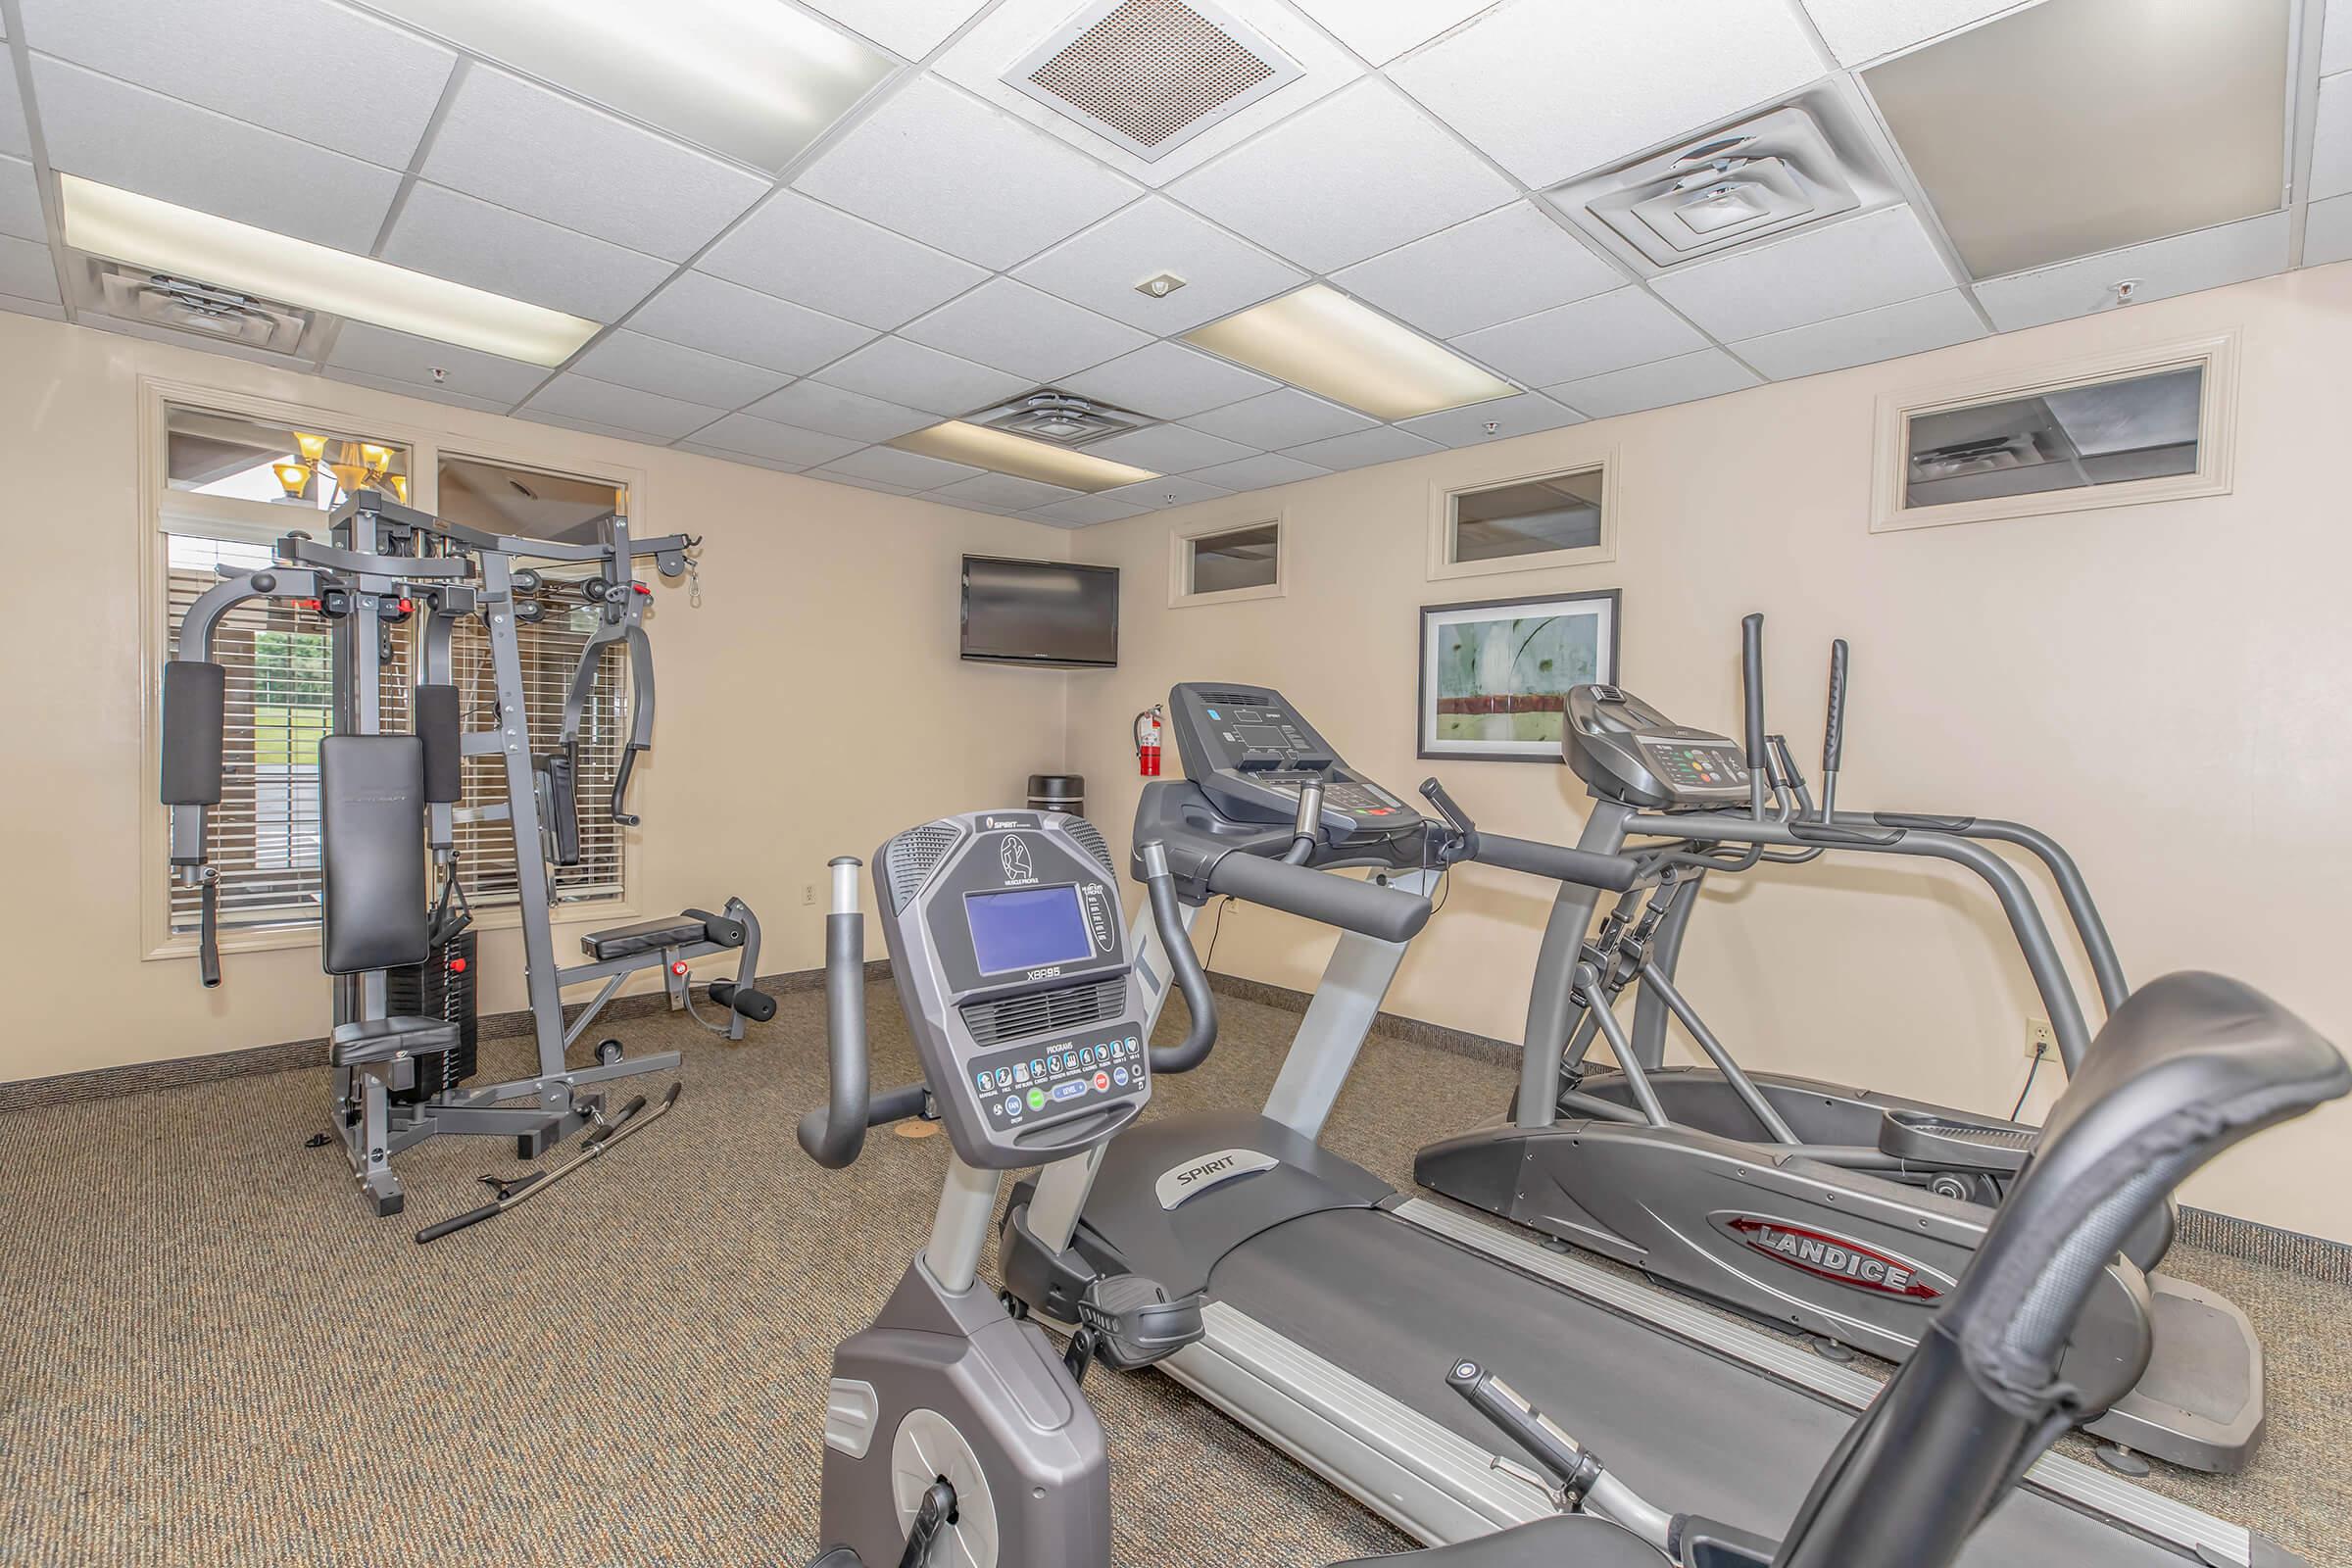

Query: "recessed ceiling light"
left=59, top=175, right=599, bottom=366
left=359, top=0, right=895, bottom=172
left=1183, top=284, right=1517, bottom=420
left=891, top=421, right=1159, bottom=493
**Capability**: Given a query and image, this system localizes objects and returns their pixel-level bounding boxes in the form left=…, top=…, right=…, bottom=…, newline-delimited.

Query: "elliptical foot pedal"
left=1064, top=1273, right=1205, bottom=1382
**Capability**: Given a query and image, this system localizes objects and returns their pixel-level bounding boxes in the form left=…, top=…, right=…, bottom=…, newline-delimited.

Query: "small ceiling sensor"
left=1136, top=271, right=1188, bottom=298
left=430, top=367, right=449, bottom=382
left=2111, top=278, right=2142, bottom=305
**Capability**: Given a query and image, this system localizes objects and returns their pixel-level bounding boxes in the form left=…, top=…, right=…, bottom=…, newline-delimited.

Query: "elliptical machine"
left=1415, top=615, right=2265, bottom=1473
left=796, top=806, right=2349, bottom=1568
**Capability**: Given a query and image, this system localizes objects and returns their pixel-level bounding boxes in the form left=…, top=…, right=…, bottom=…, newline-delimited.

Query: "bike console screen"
left=1167, top=682, right=1425, bottom=842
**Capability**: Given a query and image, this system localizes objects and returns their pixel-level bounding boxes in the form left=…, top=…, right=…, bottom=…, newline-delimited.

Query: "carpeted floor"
left=2, top=983, right=2347, bottom=1567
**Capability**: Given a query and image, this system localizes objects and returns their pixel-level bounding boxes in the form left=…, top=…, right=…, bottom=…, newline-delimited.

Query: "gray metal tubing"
left=927, top=1155, right=1003, bottom=1296
left=1740, top=612, right=1769, bottom=817
left=1560, top=1006, right=1603, bottom=1074
left=1558, top=1088, right=1649, bottom=1126
left=1627, top=871, right=1700, bottom=1070
left=1474, top=832, right=1642, bottom=892
left=1145, top=842, right=1219, bottom=1074
left=798, top=858, right=871, bottom=1169
left=561, top=974, right=630, bottom=1049
left=1583, top=975, right=1668, bottom=1127
left=1519, top=803, right=1637, bottom=1130
left=1636, top=958, right=1800, bottom=1144
left=1630, top=811, right=2093, bottom=1072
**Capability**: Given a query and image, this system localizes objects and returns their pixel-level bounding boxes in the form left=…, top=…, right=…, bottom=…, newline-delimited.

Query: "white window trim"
left=1168, top=511, right=1288, bottom=608
left=1428, top=453, right=1619, bottom=582
left=136, top=373, right=648, bottom=964
left=1870, top=331, right=2238, bottom=534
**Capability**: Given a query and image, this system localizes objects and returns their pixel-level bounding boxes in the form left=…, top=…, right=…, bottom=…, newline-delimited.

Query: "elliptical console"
left=1565, top=684, right=1752, bottom=809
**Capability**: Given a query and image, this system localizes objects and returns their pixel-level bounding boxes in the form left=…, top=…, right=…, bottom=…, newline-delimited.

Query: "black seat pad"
left=331, top=1015, right=461, bottom=1065
left=580, top=916, right=709, bottom=960
left=1333, top=1516, right=1665, bottom=1567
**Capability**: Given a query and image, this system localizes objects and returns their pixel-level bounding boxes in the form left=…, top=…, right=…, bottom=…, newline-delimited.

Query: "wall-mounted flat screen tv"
left=960, top=556, right=1118, bottom=668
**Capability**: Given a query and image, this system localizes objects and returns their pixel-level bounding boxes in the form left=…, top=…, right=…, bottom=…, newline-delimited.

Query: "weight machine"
left=161, top=487, right=772, bottom=1218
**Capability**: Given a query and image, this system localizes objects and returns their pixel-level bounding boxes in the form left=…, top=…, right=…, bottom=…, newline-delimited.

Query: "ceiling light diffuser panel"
left=891, top=421, right=1161, bottom=491
left=59, top=175, right=600, bottom=366
left=357, top=0, right=895, bottom=171
left=1183, top=284, right=1518, bottom=421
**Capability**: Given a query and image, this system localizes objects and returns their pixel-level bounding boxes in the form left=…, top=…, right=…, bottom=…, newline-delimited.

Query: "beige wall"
left=0, top=310, right=1072, bottom=1083
left=1064, top=265, right=2352, bottom=1243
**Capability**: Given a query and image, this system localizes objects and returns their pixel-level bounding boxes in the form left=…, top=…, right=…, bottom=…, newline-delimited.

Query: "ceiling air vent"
left=1545, top=89, right=1898, bottom=271
left=1006, top=0, right=1301, bottom=161
left=91, top=263, right=312, bottom=353
left=973, top=391, right=1145, bottom=446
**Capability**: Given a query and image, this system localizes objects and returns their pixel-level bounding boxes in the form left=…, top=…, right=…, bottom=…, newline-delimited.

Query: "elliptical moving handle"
left=1821, top=638, right=1849, bottom=820
left=1143, top=840, right=1218, bottom=1075
left=797, top=857, right=873, bottom=1168
left=1740, top=612, right=1769, bottom=816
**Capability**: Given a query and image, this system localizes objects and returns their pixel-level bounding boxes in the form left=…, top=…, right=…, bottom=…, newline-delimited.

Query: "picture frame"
left=1416, top=588, right=1621, bottom=763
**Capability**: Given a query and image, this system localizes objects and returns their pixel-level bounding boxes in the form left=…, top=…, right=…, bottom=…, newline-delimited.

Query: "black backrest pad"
left=319, top=735, right=429, bottom=975
left=161, top=662, right=226, bottom=806
left=415, top=684, right=463, bottom=804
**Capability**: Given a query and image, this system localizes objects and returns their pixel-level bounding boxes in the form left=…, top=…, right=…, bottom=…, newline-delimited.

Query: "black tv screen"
left=960, top=556, right=1118, bottom=668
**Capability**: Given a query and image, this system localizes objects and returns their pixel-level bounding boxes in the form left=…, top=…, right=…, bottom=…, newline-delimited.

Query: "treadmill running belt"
left=1210, top=1207, right=2198, bottom=1566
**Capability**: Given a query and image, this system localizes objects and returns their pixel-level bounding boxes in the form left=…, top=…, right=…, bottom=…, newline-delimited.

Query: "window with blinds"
left=160, top=408, right=628, bottom=943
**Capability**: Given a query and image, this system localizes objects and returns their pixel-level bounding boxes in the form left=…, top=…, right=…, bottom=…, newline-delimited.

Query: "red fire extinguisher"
left=1134, top=704, right=1164, bottom=777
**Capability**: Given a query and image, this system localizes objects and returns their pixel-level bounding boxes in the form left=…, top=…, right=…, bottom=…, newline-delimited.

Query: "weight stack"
left=385, top=930, right=479, bottom=1103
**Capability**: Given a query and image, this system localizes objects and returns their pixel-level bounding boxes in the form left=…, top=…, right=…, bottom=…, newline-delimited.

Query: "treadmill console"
left=873, top=811, right=1150, bottom=1170
left=1565, top=685, right=1752, bottom=810
left=1167, top=682, right=1427, bottom=840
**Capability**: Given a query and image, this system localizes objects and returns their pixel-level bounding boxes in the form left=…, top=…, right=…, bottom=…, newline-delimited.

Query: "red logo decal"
left=1725, top=1217, right=1944, bottom=1299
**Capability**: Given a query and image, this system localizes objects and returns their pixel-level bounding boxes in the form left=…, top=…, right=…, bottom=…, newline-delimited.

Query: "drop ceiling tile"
left=901, top=278, right=1152, bottom=384
left=1730, top=290, right=1985, bottom=381
left=699, top=190, right=988, bottom=330
left=1169, top=78, right=1516, bottom=272
left=686, top=412, right=867, bottom=467
left=798, top=0, right=991, bottom=58
left=1647, top=207, right=1957, bottom=341
left=0, top=232, right=60, bottom=304
left=814, top=445, right=983, bottom=489
left=792, top=76, right=1138, bottom=270
left=2304, top=193, right=2352, bottom=267
left=2314, top=70, right=2352, bottom=201
left=1451, top=288, right=1707, bottom=386
left=0, top=60, right=24, bottom=158
left=1014, top=198, right=1307, bottom=333
left=1087, top=423, right=1259, bottom=474
left=1187, top=453, right=1331, bottom=491
left=420, top=67, right=767, bottom=262
left=2328, top=0, right=2351, bottom=76
left=1972, top=212, right=2291, bottom=331
left=0, top=155, right=41, bottom=242
left=569, top=330, right=789, bottom=409
left=1098, top=475, right=1233, bottom=509
left=1183, top=387, right=1375, bottom=447
left=624, top=270, right=876, bottom=377
left=1331, top=203, right=1624, bottom=340
left=19, top=0, right=454, bottom=167
left=933, top=472, right=1081, bottom=511
left=1800, top=0, right=2031, bottom=66
left=1061, top=341, right=1278, bottom=421
left=1282, top=425, right=1443, bottom=470
left=814, top=336, right=1033, bottom=416
left=813, top=470, right=923, bottom=498
left=744, top=381, right=934, bottom=444
left=382, top=183, right=673, bottom=323
left=1285, top=0, right=1502, bottom=64
left=1397, top=390, right=1586, bottom=447
left=1547, top=349, right=1760, bottom=418
left=322, top=367, right=514, bottom=416
left=521, top=411, right=663, bottom=446
left=324, top=320, right=549, bottom=405
left=31, top=58, right=398, bottom=250
left=1026, top=495, right=1152, bottom=527
left=674, top=440, right=809, bottom=475
left=521, top=375, right=732, bottom=442
left=1390, top=0, right=1827, bottom=187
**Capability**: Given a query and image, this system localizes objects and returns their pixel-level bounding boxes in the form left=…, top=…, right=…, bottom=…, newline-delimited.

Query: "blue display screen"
left=965, top=884, right=1093, bottom=974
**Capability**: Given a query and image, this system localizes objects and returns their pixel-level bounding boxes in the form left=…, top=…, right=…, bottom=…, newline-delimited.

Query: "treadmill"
left=999, top=680, right=2303, bottom=1568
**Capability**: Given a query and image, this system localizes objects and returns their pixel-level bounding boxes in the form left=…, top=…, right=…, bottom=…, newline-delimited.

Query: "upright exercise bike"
left=796, top=802, right=2347, bottom=1568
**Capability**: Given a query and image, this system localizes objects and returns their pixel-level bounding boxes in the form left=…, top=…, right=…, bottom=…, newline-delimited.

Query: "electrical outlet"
left=2026, top=1017, right=2057, bottom=1060
left=801, top=881, right=815, bottom=906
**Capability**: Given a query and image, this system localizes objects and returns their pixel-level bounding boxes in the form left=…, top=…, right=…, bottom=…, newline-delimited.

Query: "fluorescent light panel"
left=60, top=175, right=599, bottom=366
left=892, top=422, right=1159, bottom=493
left=1183, top=284, right=1518, bottom=421
left=360, top=0, right=895, bottom=172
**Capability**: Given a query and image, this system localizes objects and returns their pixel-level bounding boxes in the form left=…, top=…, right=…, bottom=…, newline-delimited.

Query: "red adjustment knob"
left=397, top=597, right=414, bottom=613
left=448, top=956, right=467, bottom=973
left=670, top=959, right=690, bottom=976
left=631, top=582, right=651, bottom=596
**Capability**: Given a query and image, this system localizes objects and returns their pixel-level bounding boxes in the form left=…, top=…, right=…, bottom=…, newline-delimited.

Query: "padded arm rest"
left=580, top=916, right=710, bottom=961
left=331, top=1015, right=461, bottom=1065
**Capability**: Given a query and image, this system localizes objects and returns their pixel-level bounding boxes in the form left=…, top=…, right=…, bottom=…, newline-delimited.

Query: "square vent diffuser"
left=1007, top=0, right=1301, bottom=161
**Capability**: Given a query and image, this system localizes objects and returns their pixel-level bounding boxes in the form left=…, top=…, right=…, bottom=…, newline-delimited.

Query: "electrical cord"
left=2011, top=1042, right=2049, bottom=1120
left=1200, top=895, right=1231, bottom=971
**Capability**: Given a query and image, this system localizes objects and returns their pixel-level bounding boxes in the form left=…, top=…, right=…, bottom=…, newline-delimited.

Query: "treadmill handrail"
left=1471, top=831, right=1643, bottom=893
left=797, top=857, right=873, bottom=1169
left=1203, top=850, right=1433, bottom=943
left=1143, top=841, right=1218, bottom=1074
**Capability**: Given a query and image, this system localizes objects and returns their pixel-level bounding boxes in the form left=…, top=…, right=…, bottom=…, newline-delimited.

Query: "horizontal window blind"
left=166, top=564, right=626, bottom=940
